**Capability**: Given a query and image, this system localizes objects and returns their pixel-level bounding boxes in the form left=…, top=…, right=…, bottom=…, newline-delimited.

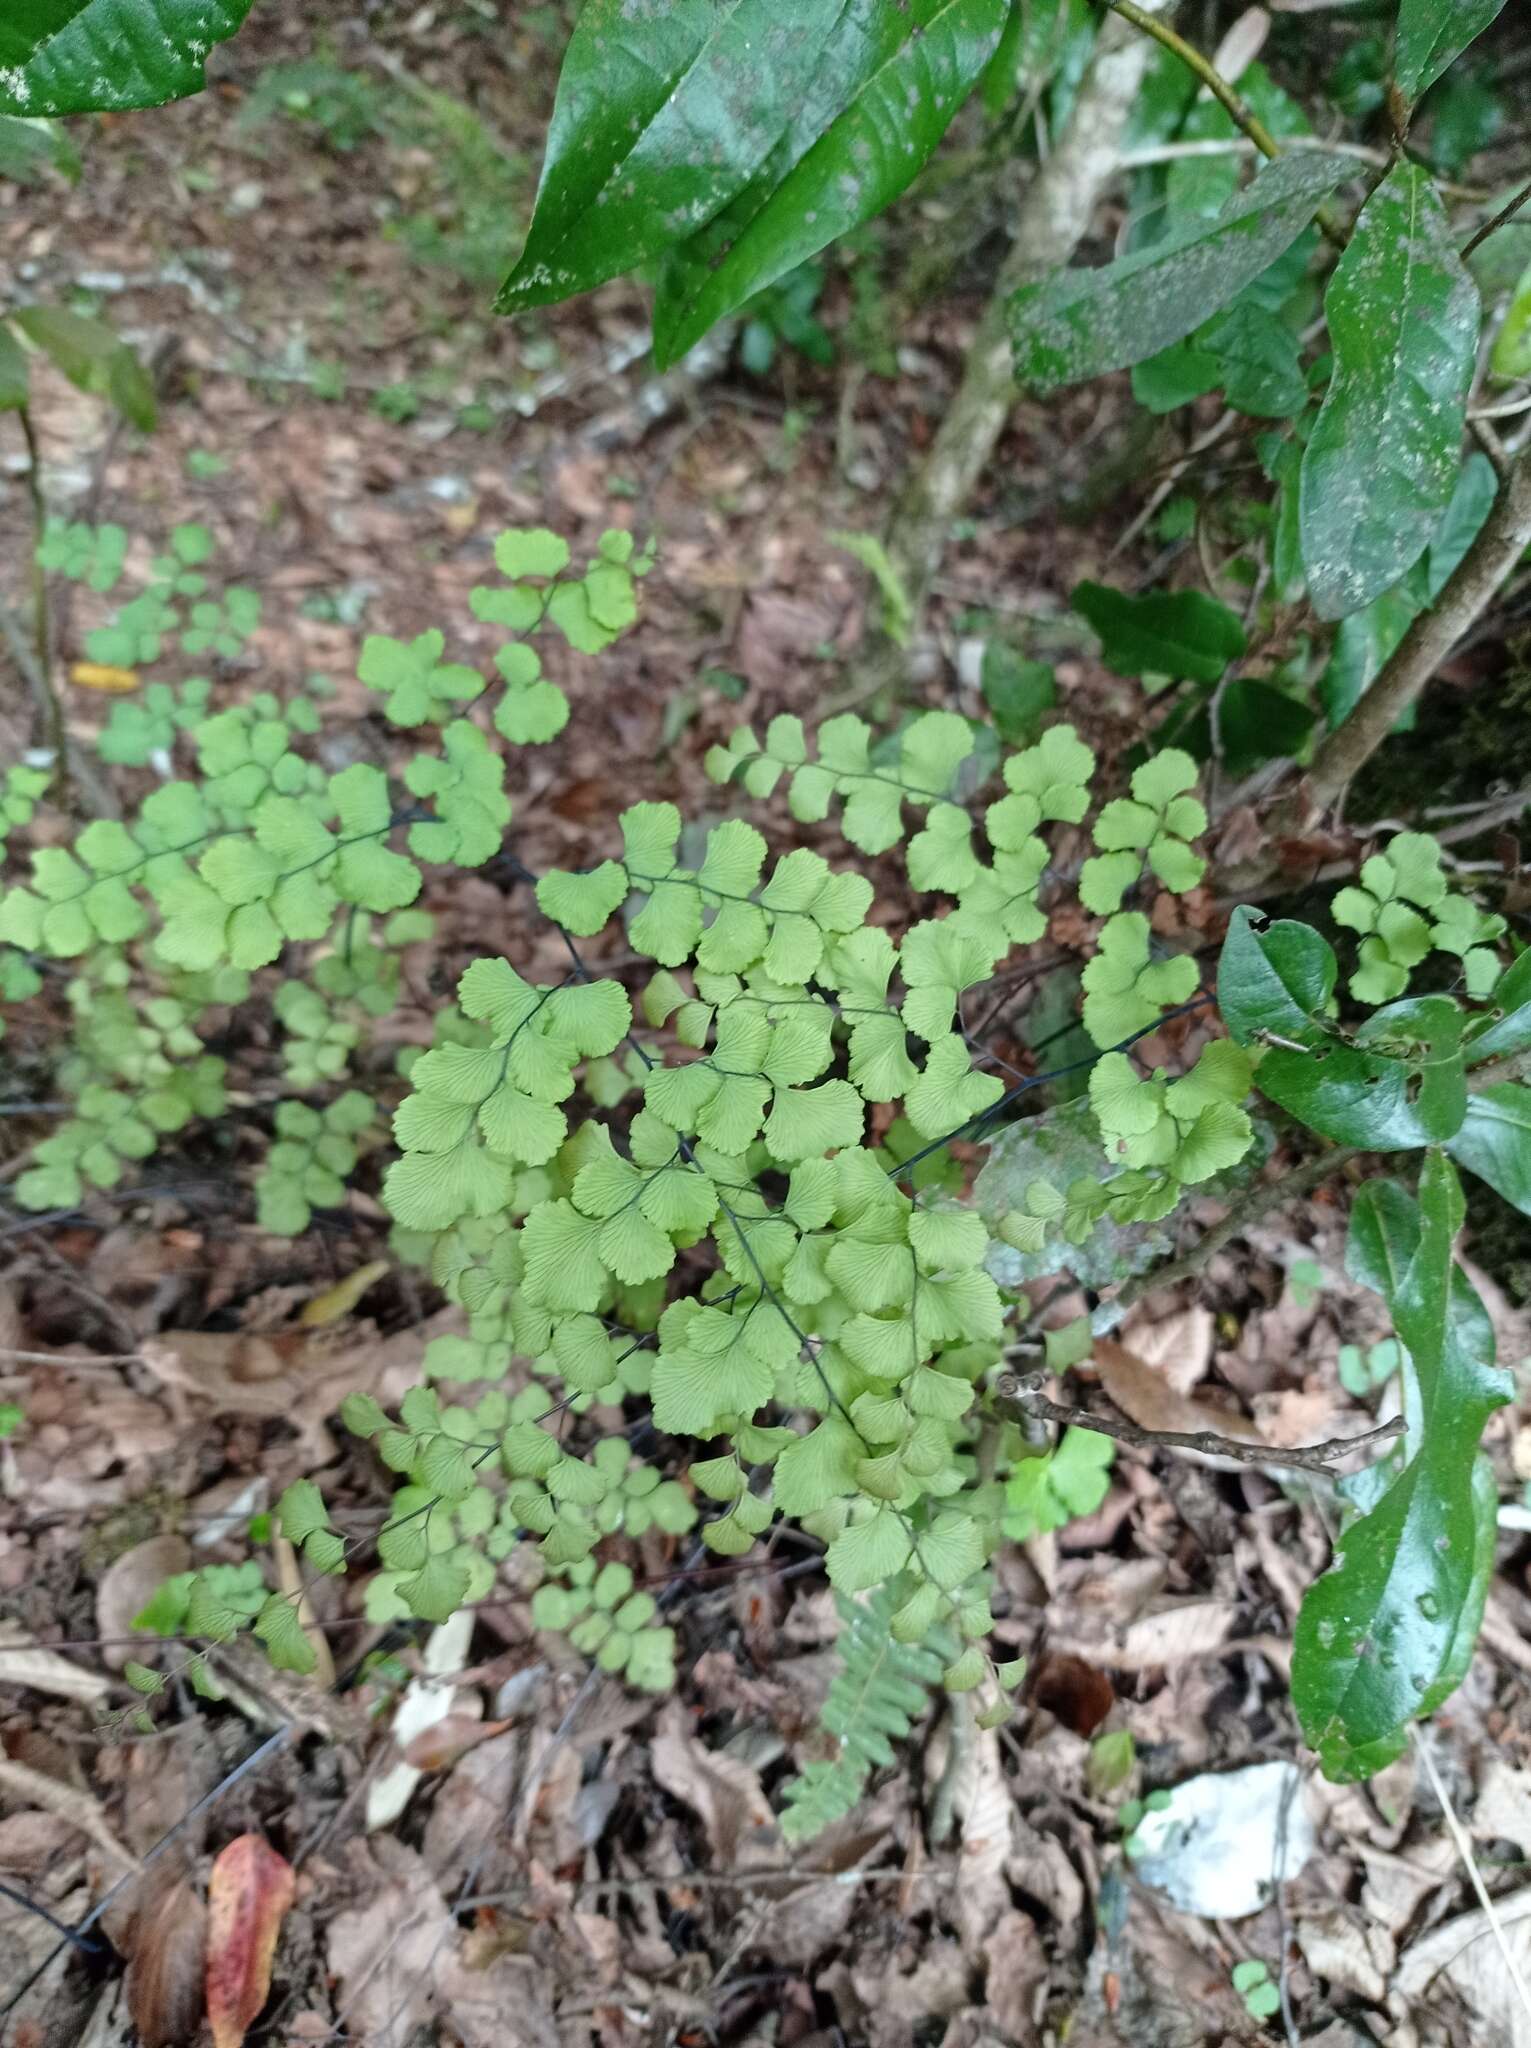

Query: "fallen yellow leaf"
left=70, top=661, right=139, bottom=692
left=300, top=1257, right=389, bottom=1328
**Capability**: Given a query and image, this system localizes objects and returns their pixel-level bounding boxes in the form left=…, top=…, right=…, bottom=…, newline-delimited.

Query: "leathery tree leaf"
left=652, top=0, right=1009, bottom=368
left=1217, top=909, right=1337, bottom=1049
left=1008, top=151, right=1346, bottom=393
left=1299, top=163, right=1480, bottom=622
left=1467, top=950, right=1531, bottom=1064
left=1252, top=1038, right=1466, bottom=1150
left=499, top=0, right=850, bottom=314
left=1446, top=1084, right=1531, bottom=1218
left=205, top=1832, right=297, bottom=2048
left=0, top=0, right=254, bottom=115
left=1293, top=1155, right=1509, bottom=1780
left=1394, top=0, right=1510, bottom=105
left=1072, top=582, right=1245, bottom=685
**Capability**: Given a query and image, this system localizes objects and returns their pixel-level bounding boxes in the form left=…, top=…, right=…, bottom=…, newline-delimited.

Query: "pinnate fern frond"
left=780, top=1583, right=953, bottom=1841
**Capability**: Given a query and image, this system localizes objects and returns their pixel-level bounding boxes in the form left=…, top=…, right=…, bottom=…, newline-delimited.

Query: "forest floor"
left=3, top=9, right=1531, bottom=2048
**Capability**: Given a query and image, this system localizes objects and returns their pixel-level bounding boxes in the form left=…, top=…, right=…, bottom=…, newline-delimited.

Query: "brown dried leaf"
left=1394, top=1885, right=1531, bottom=2039
left=299, top=1258, right=389, bottom=1328
left=0, top=1758, right=137, bottom=1873
left=1118, top=1307, right=1214, bottom=1396
left=125, top=1877, right=207, bottom=2048
left=138, top=1309, right=456, bottom=1457
left=1475, top=1759, right=1531, bottom=1857
left=326, top=1838, right=452, bottom=2040
left=205, top=1834, right=296, bottom=2048
left=1294, top=1903, right=1394, bottom=2004
left=953, top=1723, right=1015, bottom=1950
left=1093, top=1338, right=1265, bottom=1464
left=0, top=1618, right=112, bottom=1700
left=650, top=1699, right=780, bottom=1868
left=94, top=1536, right=190, bottom=1672
left=982, top=1911, right=1047, bottom=2046
left=401, top=1713, right=511, bottom=1772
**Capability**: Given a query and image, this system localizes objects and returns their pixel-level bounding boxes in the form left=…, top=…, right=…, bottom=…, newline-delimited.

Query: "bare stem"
left=1105, top=0, right=1346, bottom=245
left=18, top=409, right=51, bottom=700
left=1462, top=175, right=1531, bottom=261
left=3, top=410, right=116, bottom=820
left=10, top=406, right=71, bottom=804
left=1112, top=1143, right=1363, bottom=1316
left=868, top=3, right=1163, bottom=642
left=1108, top=0, right=1280, bottom=158
left=995, top=1369, right=1405, bottom=1473
left=1293, top=452, right=1531, bottom=825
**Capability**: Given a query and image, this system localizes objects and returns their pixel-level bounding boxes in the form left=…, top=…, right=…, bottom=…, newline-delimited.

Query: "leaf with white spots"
left=0, top=0, right=253, bottom=115
left=1007, top=152, right=1346, bottom=394
left=1299, top=164, right=1480, bottom=622
left=1394, top=0, right=1510, bottom=105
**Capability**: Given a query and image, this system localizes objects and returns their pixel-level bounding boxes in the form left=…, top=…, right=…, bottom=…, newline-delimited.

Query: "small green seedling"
left=1231, top=1958, right=1281, bottom=2021
left=1338, top=1337, right=1402, bottom=1398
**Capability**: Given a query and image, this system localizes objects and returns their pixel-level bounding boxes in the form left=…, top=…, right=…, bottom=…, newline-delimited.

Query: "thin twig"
left=0, top=1727, right=292, bottom=2021
left=1272, top=1771, right=1303, bottom=2048
left=994, top=1370, right=1404, bottom=1474
left=1106, top=0, right=1345, bottom=245
left=17, top=408, right=54, bottom=752
left=1414, top=1728, right=1531, bottom=2032
left=457, top=1866, right=937, bottom=1910
left=1109, top=0, right=1282, bottom=155
left=0, top=1879, right=103, bottom=1955
left=0, top=583, right=117, bottom=822
left=1471, top=390, right=1531, bottom=424
left=0, top=1346, right=145, bottom=1368
left=1229, top=451, right=1531, bottom=881
left=1113, top=1145, right=1363, bottom=1317
left=1118, top=134, right=1487, bottom=200
left=1462, top=175, right=1531, bottom=261
left=0, top=584, right=59, bottom=756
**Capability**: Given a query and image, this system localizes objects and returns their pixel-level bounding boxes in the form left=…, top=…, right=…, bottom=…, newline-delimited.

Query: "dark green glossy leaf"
left=1299, top=164, right=1479, bottom=621
left=1162, top=64, right=1312, bottom=221
left=1008, top=151, right=1346, bottom=393
left=1217, top=908, right=1337, bottom=1049
left=1255, top=999, right=1468, bottom=1151
left=1394, top=0, right=1510, bottom=105
left=980, top=0, right=1082, bottom=119
left=1447, top=1083, right=1531, bottom=1217
left=1426, top=452, right=1498, bottom=601
left=0, top=0, right=252, bottom=114
left=1468, top=950, right=1531, bottom=1063
left=651, top=0, right=1008, bottom=368
left=1152, top=676, right=1316, bottom=778
left=1294, top=1154, right=1509, bottom=1780
left=500, top=0, right=852, bottom=316
left=1345, top=1176, right=1420, bottom=1300
left=1206, top=677, right=1316, bottom=774
left=1254, top=1043, right=1464, bottom=1150
left=1130, top=338, right=1219, bottom=415
left=1072, top=581, right=1245, bottom=684
left=1262, top=433, right=1305, bottom=601
left=1317, top=580, right=1421, bottom=730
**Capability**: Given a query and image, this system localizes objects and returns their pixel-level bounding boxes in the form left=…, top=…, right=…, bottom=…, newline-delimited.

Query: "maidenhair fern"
left=10, top=514, right=1527, bottom=1813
